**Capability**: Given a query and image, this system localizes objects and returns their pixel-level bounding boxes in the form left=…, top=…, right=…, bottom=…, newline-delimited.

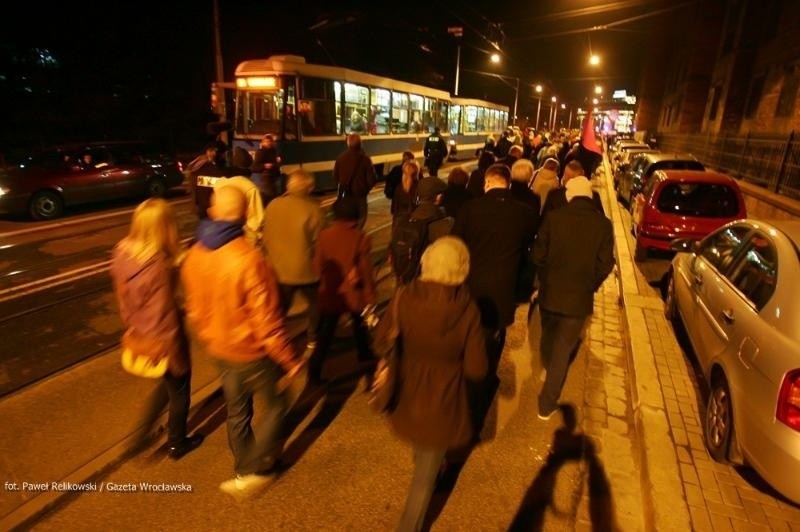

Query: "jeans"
left=310, top=312, right=372, bottom=382
left=137, top=371, right=191, bottom=446
left=398, top=447, right=447, bottom=532
left=278, top=282, right=320, bottom=344
left=215, top=357, right=288, bottom=475
left=538, top=309, right=588, bottom=414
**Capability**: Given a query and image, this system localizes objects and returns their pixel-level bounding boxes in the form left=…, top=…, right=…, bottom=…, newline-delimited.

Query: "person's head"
left=122, top=198, right=179, bottom=263
left=347, top=133, right=362, bottom=150
left=565, top=175, right=593, bottom=203
left=484, top=163, right=511, bottom=192
left=533, top=134, right=542, bottom=147
left=332, top=197, right=360, bottom=222
left=419, top=236, right=470, bottom=286
left=447, top=167, right=469, bottom=187
left=511, top=159, right=534, bottom=184
left=261, top=134, right=274, bottom=148
left=209, top=186, right=246, bottom=223
left=433, top=127, right=441, bottom=135
left=417, top=177, right=447, bottom=204
left=542, top=157, right=560, bottom=173
left=478, top=150, right=496, bottom=171
left=286, top=169, right=315, bottom=195
left=401, top=151, right=415, bottom=164
left=562, top=160, right=585, bottom=184
left=204, top=142, right=218, bottom=161
left=402, top=160, right=420, bottom=192
left=508, top=145, right=523, bottom=160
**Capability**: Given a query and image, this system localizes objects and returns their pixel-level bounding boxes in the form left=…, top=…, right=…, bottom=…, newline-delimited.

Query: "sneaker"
left=537, top=407, right=558, bottom=421
left=219, top=474, right=272, bottom=498
left=167, top=434, right=204, bottom=460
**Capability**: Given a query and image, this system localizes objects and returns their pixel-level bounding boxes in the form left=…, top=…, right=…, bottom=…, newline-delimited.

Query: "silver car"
left=664, top=219, right=800, bottom=504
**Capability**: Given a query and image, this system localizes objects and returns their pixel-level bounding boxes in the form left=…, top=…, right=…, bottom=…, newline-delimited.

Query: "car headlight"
left=0, top=186, right=9, bottom=197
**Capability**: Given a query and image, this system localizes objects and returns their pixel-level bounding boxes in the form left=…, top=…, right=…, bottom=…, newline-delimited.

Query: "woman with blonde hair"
left=110, top=198, right=203, bottom=459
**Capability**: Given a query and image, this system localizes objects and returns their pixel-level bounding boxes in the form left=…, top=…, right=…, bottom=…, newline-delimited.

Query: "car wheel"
left=664, top=270, right=678, bottom=322
left=634, top=239, right=648, bottom=262
left=29, top=190, right=64, bottom=220
left=147, top=177, right=166, bottom=197
left=705, top=375, right=734, bottom=462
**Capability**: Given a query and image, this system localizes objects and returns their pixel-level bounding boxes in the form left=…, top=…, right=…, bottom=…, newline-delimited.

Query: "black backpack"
left=390, top=217, right=431, bottom=284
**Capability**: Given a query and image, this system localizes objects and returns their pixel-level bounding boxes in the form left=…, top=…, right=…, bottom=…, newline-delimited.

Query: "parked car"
left=631, top=170, right=746, bottom=261
left=664, top=219, right=800, bottom=504
left=0, top=141, right=184, bottom=220
left=612, top=148, right=661, bottom=188
left=611, top=142, right=650, bottom=169
left=617, top=152, right=704, bottom=207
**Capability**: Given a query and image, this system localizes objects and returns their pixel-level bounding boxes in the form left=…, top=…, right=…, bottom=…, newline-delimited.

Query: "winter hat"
left=420, top=236, right=470, bottom=286
left=416, top=177, right=447, bottom=201
left=565, top=176, right=594, bottom=202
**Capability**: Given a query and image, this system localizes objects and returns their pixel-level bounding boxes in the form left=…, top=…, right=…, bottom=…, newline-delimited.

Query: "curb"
left=598, top=153, right=692, bottom=530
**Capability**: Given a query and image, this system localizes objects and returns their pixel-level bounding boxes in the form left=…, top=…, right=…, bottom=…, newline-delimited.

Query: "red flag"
left=580, top=117, right=602, bottom=155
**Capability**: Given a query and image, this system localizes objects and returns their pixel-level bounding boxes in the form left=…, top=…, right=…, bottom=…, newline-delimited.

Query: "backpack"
left=390, top=217, right=431, bottom=284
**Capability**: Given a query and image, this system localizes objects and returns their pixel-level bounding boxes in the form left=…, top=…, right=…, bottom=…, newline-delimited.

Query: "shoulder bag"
left=366, top=287, right=404, bottom=414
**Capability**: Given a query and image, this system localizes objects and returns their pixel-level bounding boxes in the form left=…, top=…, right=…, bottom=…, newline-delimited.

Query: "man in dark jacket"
left=333, top=133, right=377, bottom=229
left=424, top=127, right=448, bottom=177
left=453, top=163, right=538, bottom=359
left=533, top=176, right=614, bottom=420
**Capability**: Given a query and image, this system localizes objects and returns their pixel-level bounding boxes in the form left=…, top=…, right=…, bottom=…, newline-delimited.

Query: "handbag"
left=366, top=288, right=404, bottom=414
left=121, top=347, right=167, bottom=379
left=120, top=330, right=169, bottom=379
left=338, top=234, right=367, bottom=313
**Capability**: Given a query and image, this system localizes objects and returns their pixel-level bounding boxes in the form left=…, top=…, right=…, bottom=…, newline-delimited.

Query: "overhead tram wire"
left=507, top=1, right=697, bottom=42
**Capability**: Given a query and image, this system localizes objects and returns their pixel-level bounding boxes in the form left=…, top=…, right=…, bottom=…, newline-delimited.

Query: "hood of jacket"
left=196, top=219, right=244, bottom=250
left=403, top=281, right=473, bottom=334
left=112, top=245, right=159, bottom=285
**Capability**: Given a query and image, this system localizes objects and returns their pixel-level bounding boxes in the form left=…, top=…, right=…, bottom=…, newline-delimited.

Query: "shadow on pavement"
left=509, top=403, right=616, bottom=532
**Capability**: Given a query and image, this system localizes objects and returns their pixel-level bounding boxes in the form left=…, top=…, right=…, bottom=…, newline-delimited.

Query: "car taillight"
left=177, top=161, right=183, bottom=172
left=777, top=369, right=800, bottom=431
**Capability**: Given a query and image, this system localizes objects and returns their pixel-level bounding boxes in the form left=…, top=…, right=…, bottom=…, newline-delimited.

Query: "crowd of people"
left=110, top=126, right=614, bottom=530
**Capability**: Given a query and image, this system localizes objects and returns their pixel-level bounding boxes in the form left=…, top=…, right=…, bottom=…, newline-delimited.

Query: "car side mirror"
left=669, top=237, right=700, bottom=253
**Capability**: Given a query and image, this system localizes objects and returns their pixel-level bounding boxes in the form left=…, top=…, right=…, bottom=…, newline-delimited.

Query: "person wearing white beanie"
left=419, top=236, right=470, bottom=286
left=565, top=175, right=594, bottom=203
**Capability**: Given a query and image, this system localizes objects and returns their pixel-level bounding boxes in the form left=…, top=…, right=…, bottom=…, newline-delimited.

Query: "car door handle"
left=721, top=309, right=735, bottom=324
left=693, top=274, right=703, bottom=286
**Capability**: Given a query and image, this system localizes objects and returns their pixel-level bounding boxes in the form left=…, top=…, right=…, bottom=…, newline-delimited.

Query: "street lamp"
left=594, top=85, right=603, bottom=95
left=589, top=54, right=601, bottom=66
left=550, top=96, right=557, bottom=130
left=490, top=52, right=501, bottom=63
left=534, top=85, right=543, bottom=131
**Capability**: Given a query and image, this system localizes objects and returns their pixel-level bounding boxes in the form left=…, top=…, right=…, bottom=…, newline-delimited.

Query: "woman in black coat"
left=440, top=167, right=472, bottom=219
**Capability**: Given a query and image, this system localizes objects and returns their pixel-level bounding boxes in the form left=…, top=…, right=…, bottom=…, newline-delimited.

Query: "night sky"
left=1, top=0, right=682, bottom=157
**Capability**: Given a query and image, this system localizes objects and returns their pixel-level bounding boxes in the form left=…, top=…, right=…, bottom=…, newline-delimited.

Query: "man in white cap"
left=540, top=160, right=604, bottom=222
left=532, top=173, right=614, bottom=420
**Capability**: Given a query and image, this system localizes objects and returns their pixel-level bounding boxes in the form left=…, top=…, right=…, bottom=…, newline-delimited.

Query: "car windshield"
left=657, top=183, right=739, bottom=217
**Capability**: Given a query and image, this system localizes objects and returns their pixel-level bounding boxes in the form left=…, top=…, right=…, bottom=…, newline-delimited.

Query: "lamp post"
left=447, top=26, right=464, bottom=95
left=534, top=84, right=542, bottom=131
left=550, top=96, right=557, bottom=130
left=463, top=67, right=520, bottom=126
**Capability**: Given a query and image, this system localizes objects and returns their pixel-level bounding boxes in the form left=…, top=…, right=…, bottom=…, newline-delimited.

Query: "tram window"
left=436, top=100, right=449, bottom=132
left=284, top=78, right=297, bottom=140
left=344, top=83, right=369, bottom=133
left=391, top=91, right=409, bottom=133
left=334, top=82, right=342, bottom=135
left=237, top=89, right=283, bottom=136
left=449, top=105, right=461, bottom=135
left=476, top=108, right=487, bottom=132
left=369, top=88, right=391, bottom=135
left=299, top=78, right=338, bottom=136
left=409, top=94, right=424, bottom=133
left=489, top=110, right=498, bottom=132
left=465, top=106, right=478, bottom=133
left=423, top=97, right=436, bottom=133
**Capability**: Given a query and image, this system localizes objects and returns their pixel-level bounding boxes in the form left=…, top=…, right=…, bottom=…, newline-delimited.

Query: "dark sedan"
left=0, top=142, right=184, bottom=220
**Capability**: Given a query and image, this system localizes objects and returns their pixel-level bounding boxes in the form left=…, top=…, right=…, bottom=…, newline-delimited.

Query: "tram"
left=217, top=55, right=509, bottom=190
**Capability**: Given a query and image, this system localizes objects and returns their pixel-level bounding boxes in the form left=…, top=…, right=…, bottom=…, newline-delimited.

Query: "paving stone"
left=719, top=481, right=744, bottom=507
left=706, top=500, right=749, bottom=521
left=709, top=512, right=735, bottom=531
left=740, top=497, right=770, bottom=527
left=679, top=462, right=700, bottom=486
left=672, top=428, right=689, bottom=446
left=606, top=398, right=626, bottom=417
left=689, top=504, right=714, bottom=532
left=675, top=446, right=692, bottom=464
left=703, top=489, right=724, bottom=505
left=587, top=390, right=606, bottom=408
left=765, top=516, right=792, bottom=531
left=586, top=406, right=607, bottom=423
left=606, top=416, right=628, bottom=435
left=684, top=483, right=705, bottom=506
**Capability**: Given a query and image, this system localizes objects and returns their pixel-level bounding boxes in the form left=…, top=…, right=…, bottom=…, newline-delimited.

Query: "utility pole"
left=448, top=27, right=464, bottom=96
left=212, top=0, right=228, bottom=142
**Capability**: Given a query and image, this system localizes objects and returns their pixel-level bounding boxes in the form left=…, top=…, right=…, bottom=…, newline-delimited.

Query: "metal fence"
left=658, top=131, right=800, bottom=200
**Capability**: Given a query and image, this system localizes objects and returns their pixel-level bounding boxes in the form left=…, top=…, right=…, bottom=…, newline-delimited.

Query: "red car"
left=632, top=170, right=746, bottom=261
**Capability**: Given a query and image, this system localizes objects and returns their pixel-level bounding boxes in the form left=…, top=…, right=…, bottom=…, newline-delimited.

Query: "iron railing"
left=658, top=131, right=800, bottom=200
